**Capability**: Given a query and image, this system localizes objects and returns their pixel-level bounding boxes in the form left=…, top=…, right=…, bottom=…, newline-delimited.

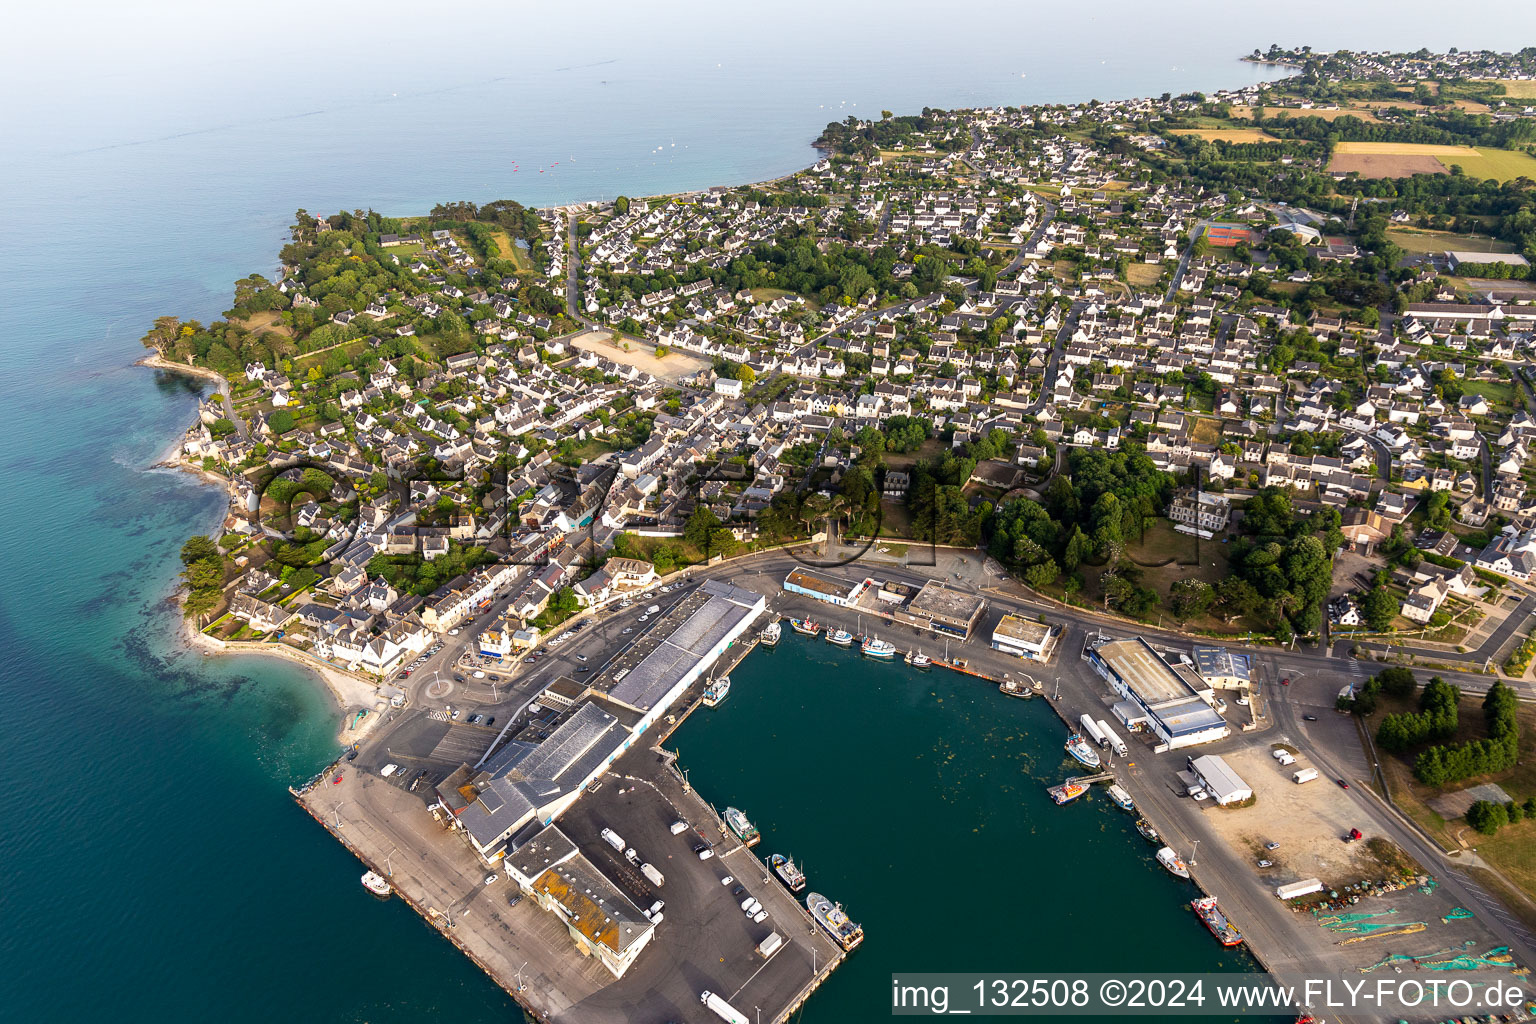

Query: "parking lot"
left=553, top=740, right=843, bottom=1023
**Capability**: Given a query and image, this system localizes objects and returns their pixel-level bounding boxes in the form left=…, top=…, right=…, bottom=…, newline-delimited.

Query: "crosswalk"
left=427, top=709, right=449, bottom=722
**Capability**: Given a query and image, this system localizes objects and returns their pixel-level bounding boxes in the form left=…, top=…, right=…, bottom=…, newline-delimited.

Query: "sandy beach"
left=181, top=616, right=386, bottom=746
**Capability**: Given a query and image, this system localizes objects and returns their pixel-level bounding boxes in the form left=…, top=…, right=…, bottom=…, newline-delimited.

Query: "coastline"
left=180, top=615, right=385, bottom=746
left=144, top=350, right=378, bottom=749
left=136, top=350, right=231, bottom=389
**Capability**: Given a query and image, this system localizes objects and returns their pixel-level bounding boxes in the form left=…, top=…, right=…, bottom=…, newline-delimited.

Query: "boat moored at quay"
left=1047, top=780, right=1087, bottom=805
left=724, top=806, right=760, bottom=846
left=806, top=891, right=863, bottom=951
left=1190, top=895, right=1243, bottom=947
left=1157, top=846, right=1191, bottom=880
left=769, top=853, right=806, bottom=892
left=860, top=635, right=896, bottom=658
left=788, top=618, right=821, bottom=636
left=758, top=621, right=781, bottom=646
left=999, top=678, right=1031, bottom=698
left=826, top=629, right=854, bottom=647
left=701, top=676, right=732, bottom=707
left=1065, top=733, right=1102, bottom=769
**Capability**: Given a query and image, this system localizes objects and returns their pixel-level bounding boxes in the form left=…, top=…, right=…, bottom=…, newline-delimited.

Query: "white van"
left=380, top=763, right=400, bottom=777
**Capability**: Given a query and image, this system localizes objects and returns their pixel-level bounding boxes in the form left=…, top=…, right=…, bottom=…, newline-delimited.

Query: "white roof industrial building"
left=1086, top=636, right=1229, bottom=750
left=1188, top=754, right=1252, bottom=805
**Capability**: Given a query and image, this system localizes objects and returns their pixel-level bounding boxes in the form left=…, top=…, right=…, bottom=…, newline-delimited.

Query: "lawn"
left=1385, top=227, right=1515, bottom=255
left=1126, top=263, right=1163, bottom=289
left=749, top=288, right=799, bottom=303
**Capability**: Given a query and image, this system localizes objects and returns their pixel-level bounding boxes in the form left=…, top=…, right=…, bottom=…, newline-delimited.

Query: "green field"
left=1385, top=227, right=1515, bottom=255
left=1456, top=147, right=1536, bottom=182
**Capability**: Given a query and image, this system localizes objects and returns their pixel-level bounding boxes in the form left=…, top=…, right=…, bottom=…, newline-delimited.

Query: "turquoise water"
left=3, top=6, right=1535, bottom=1020
left=673, top=635, right=1260, bottom=1021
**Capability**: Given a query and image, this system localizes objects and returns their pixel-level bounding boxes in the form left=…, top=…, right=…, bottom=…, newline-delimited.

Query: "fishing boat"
left=724, top=806, right=760, bottom=847
left=906, top=650, right=932, bottom=668
left=1065, top=733, right=1102, bottom=769
left=701, top=675, right=731, bottom=707
left=806, top=892, right=863, bottom=951
left=1190, top=895, right=1243, bottom=947
left=361, top=870, right=392, bottom=898
left=860, top=635, right=896, bottom=658
left=1047, top=780, right=1087, bottom=805
left=999, top=679, right=1032, bottom=699
left=788, top=618, right=821, bottom=636
left=769, top=853, right=806, bottom=892
left=1135, top=818, right=1160, bottom=844
left=1106, top=784, right=1136, bottom=812
left=826, top=629, right=854, bottom=647
left=1156, top=846, right=1190, bottom=880
left=758, top=621, right=782, bottom=646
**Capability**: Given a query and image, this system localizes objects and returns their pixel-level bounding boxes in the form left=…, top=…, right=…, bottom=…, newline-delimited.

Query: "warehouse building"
left=1086, top=636, right=1228, bottom=750
left=895, top=580, right=987, bottom=639
left=1191, top=646, right=1251, bottom=691
left=604, top=578, right=766, bottom=735
left=990, top=614, right=1057, bottom=661
left=504, top=824, right=656, bottom=978
left=1188, top=754, right=1252, bottom=805
left=782, top=568, right=870, bottom=607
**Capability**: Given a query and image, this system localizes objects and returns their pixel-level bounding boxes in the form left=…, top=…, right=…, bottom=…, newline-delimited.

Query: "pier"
left=292, top=606, right=844, bottom=1024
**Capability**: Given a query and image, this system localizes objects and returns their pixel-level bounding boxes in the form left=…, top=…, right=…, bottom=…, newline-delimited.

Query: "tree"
left=685, top=505, right=723, bottom=550
left=1169, top=578, right=1215, bottom=621
left=1023, top=559, right=1060, bottom=590
left=1466, top=799, right=1508, bottom=835
left=181, top=535, right=219, bottom=567
left=268, top=409, right=296, bottom=434
left=614, top=196, right=630, bottom=216
left=1360, top=586, right=1398, bottom=632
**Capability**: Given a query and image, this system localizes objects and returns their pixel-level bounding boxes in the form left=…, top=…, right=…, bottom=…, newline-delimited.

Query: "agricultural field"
left=1476, top=79, right=1536, bottom=100
left=1171, top=128, right=1280, bottom=142
left=1232, top=105, right=1379, bottom=123
left=1329, top=141, right=1536, bottom=182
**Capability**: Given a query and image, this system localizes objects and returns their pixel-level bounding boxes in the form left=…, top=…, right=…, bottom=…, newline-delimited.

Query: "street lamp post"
left=1190, top=839, right=1200, bottom=867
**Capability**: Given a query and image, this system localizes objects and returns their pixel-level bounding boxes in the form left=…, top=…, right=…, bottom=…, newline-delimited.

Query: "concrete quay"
left=295, top=695, right=843, bottom=1024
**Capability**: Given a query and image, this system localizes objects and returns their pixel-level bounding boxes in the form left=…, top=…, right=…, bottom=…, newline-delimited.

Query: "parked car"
left=507, top=894, right=522, bottom=908
left=720, top=875, right=734, bottom=887
left=1302, top=714, right=1318, bottom=722
left=484, top=874, right=498, bottom=885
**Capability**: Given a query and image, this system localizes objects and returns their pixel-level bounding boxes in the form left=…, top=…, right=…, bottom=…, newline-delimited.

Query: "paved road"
left=999, top=201, right=1056, bottom=280
left=351, top=546, right=1536, bottom=1022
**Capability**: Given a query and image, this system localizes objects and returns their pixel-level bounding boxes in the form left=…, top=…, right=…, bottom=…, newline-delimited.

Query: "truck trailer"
left=701, top=990, right=750, bottom=1024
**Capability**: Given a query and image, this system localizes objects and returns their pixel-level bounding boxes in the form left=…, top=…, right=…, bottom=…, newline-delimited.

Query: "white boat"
left=361, top=870, right=391, bottom=898
left=758, top=621, right=781, bottom=646
left=906, top=650, right=932, bottom=668
left=1156, top=846, right=1190, bottom=880
left=1065, top=733, right=1101, bottom=769
left=860, top=636, right=896, bottom=658
left=702, top=676, right=731, bottom=707
left=1107, top=784, right=1135, bottom=812
left=826, top=629, right=854, bottom=647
